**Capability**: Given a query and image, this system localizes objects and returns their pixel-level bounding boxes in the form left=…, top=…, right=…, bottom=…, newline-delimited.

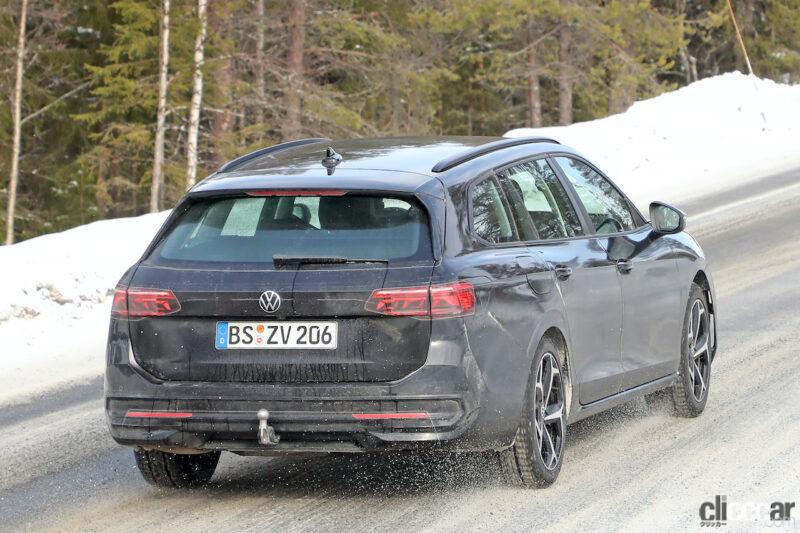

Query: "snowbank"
left=0, top=211, right=169, bottom=322
left=506, top=72, right=800, bottom=210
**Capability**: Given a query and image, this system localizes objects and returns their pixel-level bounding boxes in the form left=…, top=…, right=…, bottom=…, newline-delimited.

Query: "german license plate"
left=215, top=321, right=338, bottom=350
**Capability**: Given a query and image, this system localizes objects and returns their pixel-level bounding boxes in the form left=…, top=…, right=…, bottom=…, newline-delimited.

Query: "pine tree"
left=76, top=0, right=195, bottom=218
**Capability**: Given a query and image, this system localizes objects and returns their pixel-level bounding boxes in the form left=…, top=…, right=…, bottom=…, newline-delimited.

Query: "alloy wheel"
left=533, top=352, right=565, bottom=470
left=686, top=299, right=710, bottom=402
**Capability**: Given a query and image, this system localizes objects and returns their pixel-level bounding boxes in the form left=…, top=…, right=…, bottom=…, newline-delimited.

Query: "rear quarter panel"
left=439, top=180, right=573, bottom=442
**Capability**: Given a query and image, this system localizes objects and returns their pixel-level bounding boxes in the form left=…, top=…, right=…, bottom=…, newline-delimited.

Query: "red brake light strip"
left=125, top=411, right=193, bottom=419
left=246, top=189, right=346, bottom=197
left=352, top=413, right=430, bottom=420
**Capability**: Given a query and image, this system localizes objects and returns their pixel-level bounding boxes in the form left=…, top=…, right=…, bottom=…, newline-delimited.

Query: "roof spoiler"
left=431, top=137, right=560, bottom=173
left=217, top=138, right=330, bottom=173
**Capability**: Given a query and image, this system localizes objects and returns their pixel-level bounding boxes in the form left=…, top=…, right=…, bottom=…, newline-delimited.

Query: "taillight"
left=110, top=287, right=181, bottom=319
left=111, top=287, right=128, bottom=318
left=430, top=281, right=476, bottom=317
left=366, top=286, right=430, bottom=316
left=365, top=281, right=475, bottom=318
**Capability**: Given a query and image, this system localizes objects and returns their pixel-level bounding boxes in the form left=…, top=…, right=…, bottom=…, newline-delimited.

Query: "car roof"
left=191, top=136, right=576, bottom=196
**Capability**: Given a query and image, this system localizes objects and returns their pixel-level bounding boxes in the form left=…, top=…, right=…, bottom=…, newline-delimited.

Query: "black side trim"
left=217, top=138, right=329, bottom=173
left=431, top=137, right=560, bottom=173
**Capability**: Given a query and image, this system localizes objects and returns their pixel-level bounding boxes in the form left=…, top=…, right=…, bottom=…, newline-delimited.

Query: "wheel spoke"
left=545, top=361, right=558, bottom=407
left=544, top=427, right=557, bottom=468
left=693, top=339, right=708, bottom=360
left=693, top=359, right=706, bottom=397
left=535, top=362, right=544, bottom=402
left=694, top=306, right=704, bottom=343
left=544, top=404, right=562, bottom=423
left=535, top=418, right=544, bottom=451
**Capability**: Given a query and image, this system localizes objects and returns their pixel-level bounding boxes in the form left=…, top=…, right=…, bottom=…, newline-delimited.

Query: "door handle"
left=616, top=259, right=633, bottom=274
left=553, top=264, right=572, bottom=280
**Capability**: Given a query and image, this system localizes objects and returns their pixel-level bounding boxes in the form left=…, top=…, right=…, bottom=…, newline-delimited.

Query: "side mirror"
left=649, top=201, right=686, bottom=235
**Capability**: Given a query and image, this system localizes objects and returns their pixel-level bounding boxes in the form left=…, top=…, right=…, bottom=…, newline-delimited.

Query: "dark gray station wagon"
left=106, top=137, right=717, bottom=488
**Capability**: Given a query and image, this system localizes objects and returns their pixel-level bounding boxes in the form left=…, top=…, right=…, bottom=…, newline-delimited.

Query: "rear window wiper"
left=272, top=255, right=389, bottom=268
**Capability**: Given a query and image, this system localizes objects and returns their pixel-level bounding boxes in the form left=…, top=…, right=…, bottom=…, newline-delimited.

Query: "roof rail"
left=217, top=138, right=329, bottom=173
left=431, top=137, right=560, bottom=173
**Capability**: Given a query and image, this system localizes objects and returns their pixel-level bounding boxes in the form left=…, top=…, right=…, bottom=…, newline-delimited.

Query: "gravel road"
left=1, top=171, right=799, bottom=532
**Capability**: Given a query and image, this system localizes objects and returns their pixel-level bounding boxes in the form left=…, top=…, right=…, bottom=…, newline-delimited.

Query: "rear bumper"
left=107, top=395, right=476, bottom=454
left=105, top=344, right=515, bottom=454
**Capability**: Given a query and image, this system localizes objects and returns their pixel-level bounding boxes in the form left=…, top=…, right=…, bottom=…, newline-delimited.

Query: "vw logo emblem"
left=258, top=291, right=281, bottom=313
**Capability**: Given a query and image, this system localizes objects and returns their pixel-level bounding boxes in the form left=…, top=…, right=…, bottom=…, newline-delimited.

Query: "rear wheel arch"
left=541, top=327, right=573, bottom=420
left=519, top=326, right=573, bottom=422
left=499, top=329, right=569, bottom=487
left=504, top=323, right=572, bottom=442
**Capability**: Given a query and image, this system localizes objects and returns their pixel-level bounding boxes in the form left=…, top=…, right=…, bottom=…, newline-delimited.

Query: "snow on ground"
left=0, top=211, right=169, bottom=322
left=506, top=72, right=800, bottom=210
left=1, top=72, right=798, bottom=405
left=0, top=305, right=109, bottom=405
left=0, top=211, right=169, bottom=404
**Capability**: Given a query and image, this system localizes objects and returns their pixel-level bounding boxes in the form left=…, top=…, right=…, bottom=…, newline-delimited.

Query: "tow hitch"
left=257, top=409, right=280, bottom=445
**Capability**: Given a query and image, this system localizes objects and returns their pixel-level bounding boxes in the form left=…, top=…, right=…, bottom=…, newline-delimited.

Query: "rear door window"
left=151, top=193, right=433, bottom=265
left=497, top=159, right=583, bottom=240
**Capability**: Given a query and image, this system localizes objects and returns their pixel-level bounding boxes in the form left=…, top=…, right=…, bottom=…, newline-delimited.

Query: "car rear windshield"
left=149, top=193, right=433, bottom=265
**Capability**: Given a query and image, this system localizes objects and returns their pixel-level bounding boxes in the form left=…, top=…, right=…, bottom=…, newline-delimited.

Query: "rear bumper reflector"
left=125, top=411, right=193, bottom=419
left=124, top=411, right=431, bottom=420
left=351, top=412, right=429, bottom=420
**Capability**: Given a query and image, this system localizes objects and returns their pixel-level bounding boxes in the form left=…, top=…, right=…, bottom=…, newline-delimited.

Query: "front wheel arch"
left=691, top=270, right=717, bottom=361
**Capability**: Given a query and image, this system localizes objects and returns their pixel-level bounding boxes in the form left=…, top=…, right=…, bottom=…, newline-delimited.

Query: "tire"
left=671, top=283, right=711, bottom=418
left=134, top=448, right=221, bottom=488
left=498, top=336, right=567, bottom=488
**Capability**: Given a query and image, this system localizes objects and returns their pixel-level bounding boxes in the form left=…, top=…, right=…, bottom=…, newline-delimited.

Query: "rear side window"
left=471, top=177, right=514, bottom=244
left=497, top=159, right=583, bottom=240
left=151, top=194, right=433, bottom=265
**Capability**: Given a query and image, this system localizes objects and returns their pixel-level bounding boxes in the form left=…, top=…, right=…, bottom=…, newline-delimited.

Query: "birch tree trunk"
left=283, top=0, right=306, bottom=139
left=150, top=0, right=171, bottom=213
left=255, top=0, right=266, bottom=129
left=526, top=18, right=542, bottom=128
left=185, top=0, right=208, bottom=189
left=5, top=0, right=28, bottom=245
left=558, top=24, right=573, bottom=126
